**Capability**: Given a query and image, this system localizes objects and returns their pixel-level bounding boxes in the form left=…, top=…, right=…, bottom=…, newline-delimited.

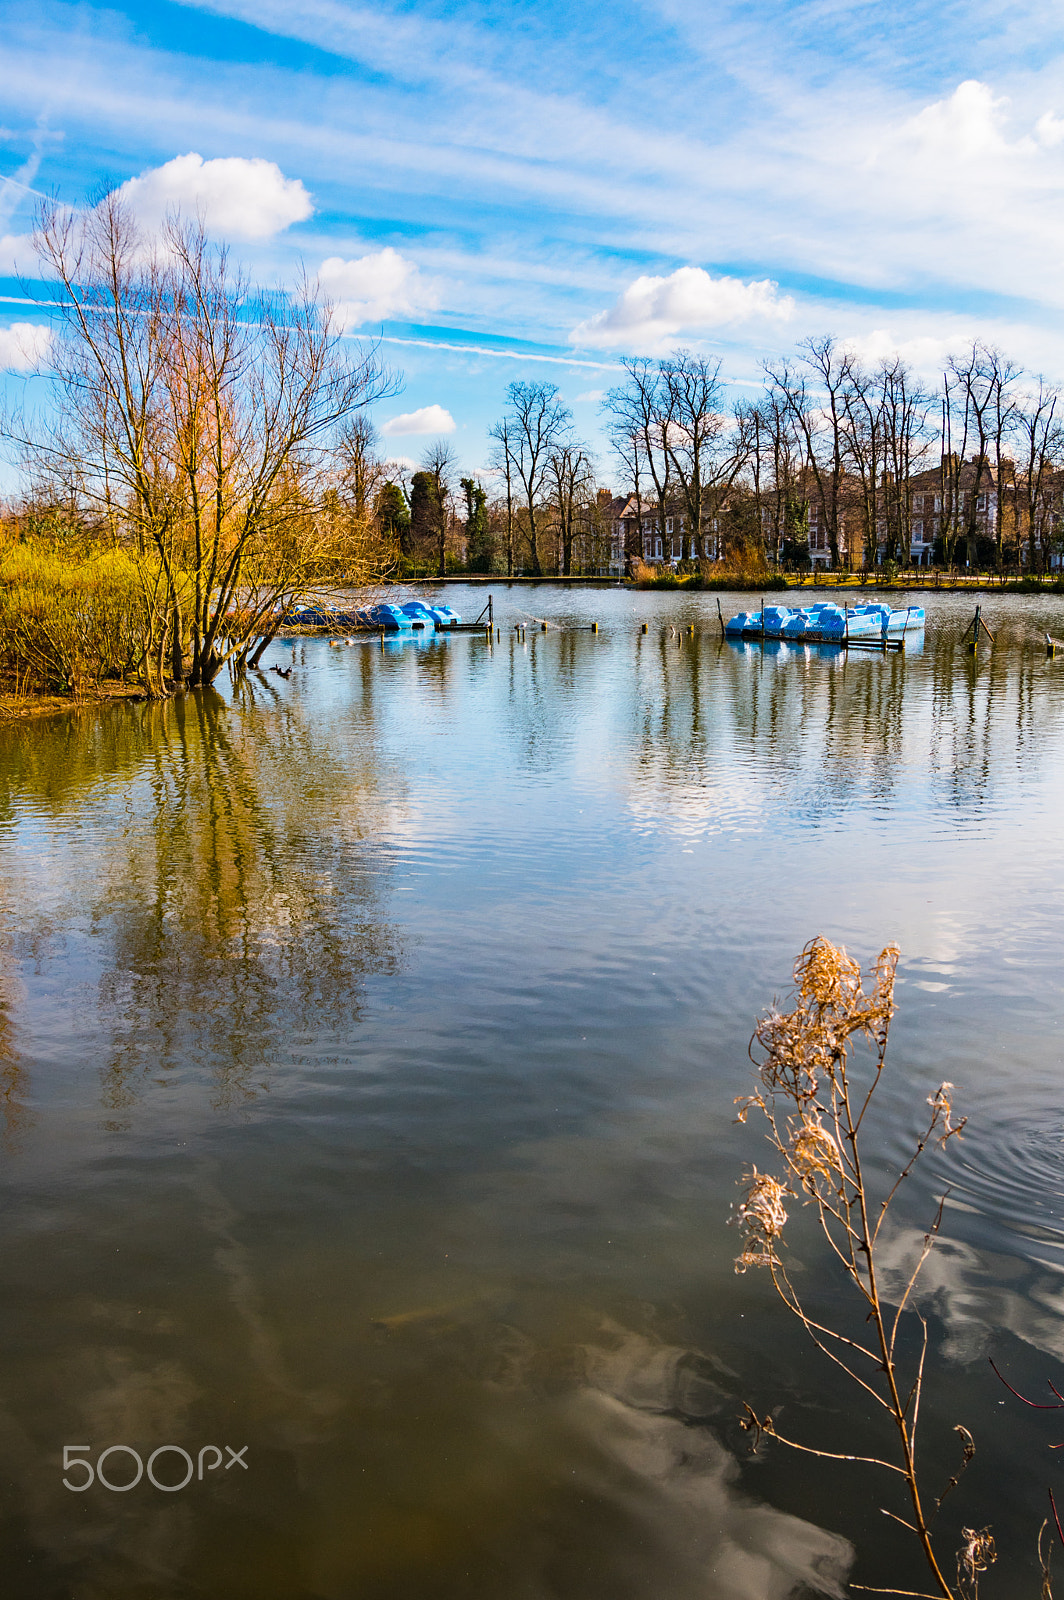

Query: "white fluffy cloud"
left=0, top=233, right=40, bottom=275
left=1036, top=112, right=1064, bottom=149
left=901, top=80, right=1016, bottom=164
left=118, top=153, right=313, bottom=240
left=380, top=404, right=455, bottom=437
left=318, top=247, right=437, bottom=327
left=571, top=266, right=794, bottom=351
left=840, top=327, right=959, bottom=377
left=0, top=322, right=51, bottom=372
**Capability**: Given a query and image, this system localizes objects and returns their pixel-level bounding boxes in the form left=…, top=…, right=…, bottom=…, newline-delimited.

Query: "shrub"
left=0, top=541, right=160, bottom=695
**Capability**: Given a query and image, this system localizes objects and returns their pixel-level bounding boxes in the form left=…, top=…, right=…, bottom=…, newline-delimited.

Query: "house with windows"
left=899, top=457, right=1003, bottom=567
left=609, top=495, right=723, bottom=567
left=806, top=501, right=851, bottom=568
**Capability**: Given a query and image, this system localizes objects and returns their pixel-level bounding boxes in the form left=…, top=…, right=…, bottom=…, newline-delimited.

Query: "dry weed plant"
left=733, top=936, right=979, bottom=1599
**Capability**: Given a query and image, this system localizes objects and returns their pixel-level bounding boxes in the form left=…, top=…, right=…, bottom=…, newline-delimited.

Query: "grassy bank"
left=0, top=538, right=159, bottom=700
left=631, top=556, right=788, bottom=591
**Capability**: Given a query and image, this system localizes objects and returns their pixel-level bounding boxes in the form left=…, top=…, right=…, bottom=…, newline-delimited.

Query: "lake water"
left=3, top=582, right=1064, bottom=1598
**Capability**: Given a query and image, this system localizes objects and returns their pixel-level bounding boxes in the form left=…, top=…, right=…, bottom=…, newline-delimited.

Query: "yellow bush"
left=0, top=542, right=161, bottom=695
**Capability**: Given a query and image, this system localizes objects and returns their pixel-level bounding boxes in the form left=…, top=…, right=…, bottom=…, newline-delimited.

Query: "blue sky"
left=2, top=0, right=1064, bottom=489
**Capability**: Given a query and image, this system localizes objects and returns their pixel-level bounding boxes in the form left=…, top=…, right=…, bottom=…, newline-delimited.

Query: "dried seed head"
left=751, top=938, right=899, bottom=1112
left=733, top=1167, right=789, bottom=1273
left=928, top=1081, right=966, bottom=1144
left=790, top=1119, right=843, bottom=1185
left=958, top=1526, right=996, bottom=1598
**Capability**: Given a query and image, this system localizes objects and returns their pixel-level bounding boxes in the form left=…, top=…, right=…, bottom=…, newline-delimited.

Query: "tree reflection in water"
left=2, top=676, right=401, bottom=1120
left=0, top=908, right=28, bottom=1145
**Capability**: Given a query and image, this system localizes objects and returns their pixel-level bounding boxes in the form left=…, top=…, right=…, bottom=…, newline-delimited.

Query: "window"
left=654, top=537, right=662, bottom=559
left=666, top=517, right=673, bottom=534
left=912, top=520, right=924, bottom=539
left=913, top=495, right=924, bottom=511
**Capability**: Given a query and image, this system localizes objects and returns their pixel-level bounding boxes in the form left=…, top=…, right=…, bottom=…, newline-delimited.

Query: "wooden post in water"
left=965, top=604, right=994, bottom=653
left=968, top=604, right=980, bottom=654
left=716, top=598, right=725, bottom=637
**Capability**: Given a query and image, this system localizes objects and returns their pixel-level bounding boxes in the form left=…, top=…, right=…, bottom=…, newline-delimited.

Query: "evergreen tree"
left=409, top=470, right=443, bottom=567
left=376, top=481, right=410, bottom=552
left=461, top=476, right=493, bottom=572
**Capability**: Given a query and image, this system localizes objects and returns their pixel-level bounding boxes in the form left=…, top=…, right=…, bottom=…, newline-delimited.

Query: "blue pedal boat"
left=725, top=602, right=924, bottom=642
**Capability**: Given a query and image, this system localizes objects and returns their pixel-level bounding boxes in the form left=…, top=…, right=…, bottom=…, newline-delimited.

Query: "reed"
left=630, top=548, right=788, bottom=589
left=733, top=936, right=981, bottom=1598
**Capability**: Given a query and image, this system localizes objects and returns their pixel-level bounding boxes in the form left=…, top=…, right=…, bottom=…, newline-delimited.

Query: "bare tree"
left=604, top=358, right=673, bottom=563
left=421, top=438, right=455, bottom=577
left=489, top=382, right=571, bottom=575
left=768, top=339, right=853, bottom=569
left=604, top=422, right=645, bottom=572
left=840, top=356, right=934, bottom=570
left=660, top=352, right=747, bottom=562
left=336, top=413, right=389, bottom=525
left=879, top=359, right=934, bottom=569
left=1013, top=380, right=1061, bottom=573
left=14, top=193, right=397, bottom=691
left=986, top=348, right=1022, bottom=568
left=944, top=343, right=1003, bottom=569
left=739, top=394, right=804, bottom=565
left=545, top=442, right=595, bottom=575
left=486, top=417, right=516, bottom=576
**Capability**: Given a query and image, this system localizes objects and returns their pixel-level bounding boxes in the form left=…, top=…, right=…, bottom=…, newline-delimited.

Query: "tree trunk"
left=528, top=500, right=541, bottom=576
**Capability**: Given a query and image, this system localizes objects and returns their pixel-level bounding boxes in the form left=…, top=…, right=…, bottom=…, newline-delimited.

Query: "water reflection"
left=1, top=677, right=401, bottom=1121
left=3, top=588, right=1064, bottom=1596
left=608, top=617, right=1064, bottom=837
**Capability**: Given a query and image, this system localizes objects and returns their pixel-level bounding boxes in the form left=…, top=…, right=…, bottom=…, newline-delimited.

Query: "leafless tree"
left=545, top=441, right=595, bottom=575
left=604, top=422, right=645, bottom=572
left=13, top=193, right=397, bottom=691
left=767, top=339, right=852, bottom=569
left=1013, top=380, right=1061, bottom=573
left=420, top=438, right=455, bottom=577
left=943, top=343, right=1010, bottom=569
left=878, top=359, right=935, bottom=568
left=603, top=358, right=673, bottom=562
left=986, top=348, right=1022, bottom=566
left=840, top=356, right=934, bottom=569
left=486, top=417, right=517, bottom=576
left=738, top=394, right=804, bottom=564
left=489, top=381, right=571, bottom=575
left=660, top=352, right=746, bottom=560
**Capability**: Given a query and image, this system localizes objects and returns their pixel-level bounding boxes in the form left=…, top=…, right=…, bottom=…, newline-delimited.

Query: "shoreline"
left=5, top=581, right=1062, bottom=720
left=402, top=574, right=1064, bottom=594
left=0, top=681, right=150, bottom=724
